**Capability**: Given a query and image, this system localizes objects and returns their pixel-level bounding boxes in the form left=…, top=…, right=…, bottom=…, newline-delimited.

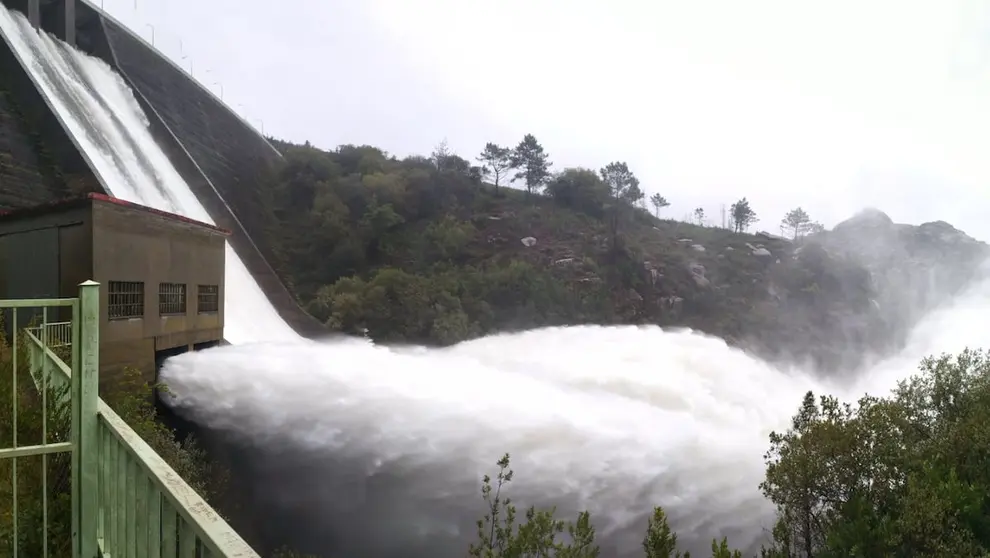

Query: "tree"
left=806, top=222, right=826, bottom=235
left=642, top=507, right=682, bottom=557
left=649, top=193, right=670, bottom=218
left=693, top=207, right=706, bottom=226
left=431, top=138, right=452, bottom=171
left=758, top=349, right=990, bottom=557
left=470, top=454, right=744, bottom=558
left=512, top=134, right=553, bottom=196
left=468, top=453, right=600, bottom=558
left=600, top=161, right=644, bottom=251
left=730, top=198, right=757, bottom=233
left=781, top=207, right=812, bottom=239
left=546, top=168, right=610, bottom=217
left=477, top=143, right=514, bottom=196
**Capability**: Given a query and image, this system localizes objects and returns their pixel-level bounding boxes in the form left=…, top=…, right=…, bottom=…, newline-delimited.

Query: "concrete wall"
left=0, top=86, right=55, bottom=208
left=0, top=196, right=227, bottom=385
left=0, top=31, right=100, bottom=208
left=0, top=203, right=87, bottom=334
left=90, top=198, right=226, bottom=382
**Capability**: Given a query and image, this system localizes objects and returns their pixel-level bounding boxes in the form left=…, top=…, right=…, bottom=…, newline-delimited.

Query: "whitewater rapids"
left=2, top=3, right=987, bottom=555
left=160, top=270, right=990, bottom=557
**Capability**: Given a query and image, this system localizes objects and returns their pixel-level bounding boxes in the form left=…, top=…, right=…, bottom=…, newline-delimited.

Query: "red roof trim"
left=0, top=193, right=231, bottom=236
left=85, top=193, right=231, bottom=234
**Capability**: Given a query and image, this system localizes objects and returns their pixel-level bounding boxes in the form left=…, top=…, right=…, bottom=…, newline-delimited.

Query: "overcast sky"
left=94, top=0, right=990, bottom=240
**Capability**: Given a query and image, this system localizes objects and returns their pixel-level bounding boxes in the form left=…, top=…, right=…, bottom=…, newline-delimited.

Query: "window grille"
left=158, top=283, right=187, bottom=315
left=108, top=281, right=144, bottom=319
left=197, top=284, right=219, bottom=314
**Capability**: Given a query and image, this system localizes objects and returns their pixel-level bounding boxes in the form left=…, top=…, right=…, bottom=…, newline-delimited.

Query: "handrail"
left=25, top=321, right=72, bottom=349
left=96, top=400, right=258, bottom=557
left=23, top=328, right=258, bottom=557
left=25, top=328, right=73, bottom=400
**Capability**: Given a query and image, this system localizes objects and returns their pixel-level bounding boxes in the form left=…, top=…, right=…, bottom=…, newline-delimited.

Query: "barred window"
left=197, top=284, right=219, bottom=314
left=158, top=283, right=187, bottom=315
left=108, top=281, right=144, bottom=319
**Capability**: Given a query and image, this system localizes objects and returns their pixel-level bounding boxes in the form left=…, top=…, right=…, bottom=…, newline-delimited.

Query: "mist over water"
left=161, top=267, right=990, bottom=557
left=3, top=3, right=988, bottom=555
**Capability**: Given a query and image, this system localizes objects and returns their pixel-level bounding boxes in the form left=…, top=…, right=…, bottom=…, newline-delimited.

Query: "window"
left=197, top=284, right=219, bottom=314
left=108, top=281, right=144, bottom=319
left=158, top=283, right=187, bottom=315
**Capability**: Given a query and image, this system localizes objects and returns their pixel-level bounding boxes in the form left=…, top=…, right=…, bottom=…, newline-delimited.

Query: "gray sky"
left=97, top=0, right=990, bottom=240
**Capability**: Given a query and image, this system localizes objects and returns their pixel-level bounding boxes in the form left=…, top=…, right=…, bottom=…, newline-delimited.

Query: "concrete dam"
left=0, top=0, right=323, bottom=338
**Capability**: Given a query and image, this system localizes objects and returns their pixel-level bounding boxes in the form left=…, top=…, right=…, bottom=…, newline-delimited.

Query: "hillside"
left=260, top=137, right=989, bottom=374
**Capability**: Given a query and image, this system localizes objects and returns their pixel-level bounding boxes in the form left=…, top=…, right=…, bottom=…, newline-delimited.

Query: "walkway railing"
left=4, top=281, right=259, bottom=558
left=25, top=321, right=73, bottom=349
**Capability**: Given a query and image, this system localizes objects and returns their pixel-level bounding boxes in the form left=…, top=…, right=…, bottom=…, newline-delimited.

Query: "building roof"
left=0, top=193, right=231, bottom=235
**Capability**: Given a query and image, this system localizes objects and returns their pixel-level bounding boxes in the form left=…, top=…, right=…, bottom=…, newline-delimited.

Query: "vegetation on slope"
left=261, top=135, right=928, bottom=371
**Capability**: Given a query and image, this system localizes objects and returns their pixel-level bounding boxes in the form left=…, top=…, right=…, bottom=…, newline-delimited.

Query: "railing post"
left=73, top=280, right=100, bottom=558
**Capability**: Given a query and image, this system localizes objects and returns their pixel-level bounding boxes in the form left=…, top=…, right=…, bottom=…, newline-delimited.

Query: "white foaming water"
left=0, top=6, right=295, bottom=344
left=3, top=4, right=988, bottom=555
left=159, top=272, right=990, bottom=556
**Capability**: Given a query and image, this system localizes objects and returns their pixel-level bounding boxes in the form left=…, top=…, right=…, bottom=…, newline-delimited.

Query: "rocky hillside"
left=261, top=138, right=989, bottom=375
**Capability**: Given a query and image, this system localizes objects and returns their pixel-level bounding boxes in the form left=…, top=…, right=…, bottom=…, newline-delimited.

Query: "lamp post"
left=213, top=82, right=224, bottom=100
left=145, top=23, right=154, bottom=46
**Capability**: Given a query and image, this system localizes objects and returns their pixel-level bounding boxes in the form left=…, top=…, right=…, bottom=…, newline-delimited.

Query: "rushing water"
left=3, top=6, right=988, bottom=555
left=159, top=272, right=990, bottom=556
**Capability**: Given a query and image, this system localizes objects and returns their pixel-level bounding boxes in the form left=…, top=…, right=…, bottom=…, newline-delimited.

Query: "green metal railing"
left=4, top=281, right=259, bottom=558
left=0, top=287, right=82, bottom=558
left=26, top=321, right=73, bottom=350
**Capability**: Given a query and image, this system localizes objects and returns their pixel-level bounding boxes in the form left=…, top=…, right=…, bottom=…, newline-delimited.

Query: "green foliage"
left=470, top=348, right=990, bottom=558
left=262, top=136, right=893, bottom=364
left=470, top=454, right=745, bottom=558
left=478, top=143, right=515, bottom=195
left=730, top=198, right=757, bottom=233
left=600, top=161, right=644, bottom=252
left=308, top=259, right=609, bottom=346
left=781, top=208, right=811, bottom=239
left=0, top=329, right=72, bottom=557
left=546, top=168, right=610, bottom=218
left=760, top=348, right=990, bottom=557
left=649, top=194, right=670, bottom=218
left=512, top=134, right=553, bottom=196
left=468, top=453, right=601, bottom=558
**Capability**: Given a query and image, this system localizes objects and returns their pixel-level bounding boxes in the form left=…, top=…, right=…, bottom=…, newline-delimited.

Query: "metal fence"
left=25, top=321, right=73, bottom=350
left=0, top=291, right=81, bottom=558
left=3, top=280, right=258, bottom=558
